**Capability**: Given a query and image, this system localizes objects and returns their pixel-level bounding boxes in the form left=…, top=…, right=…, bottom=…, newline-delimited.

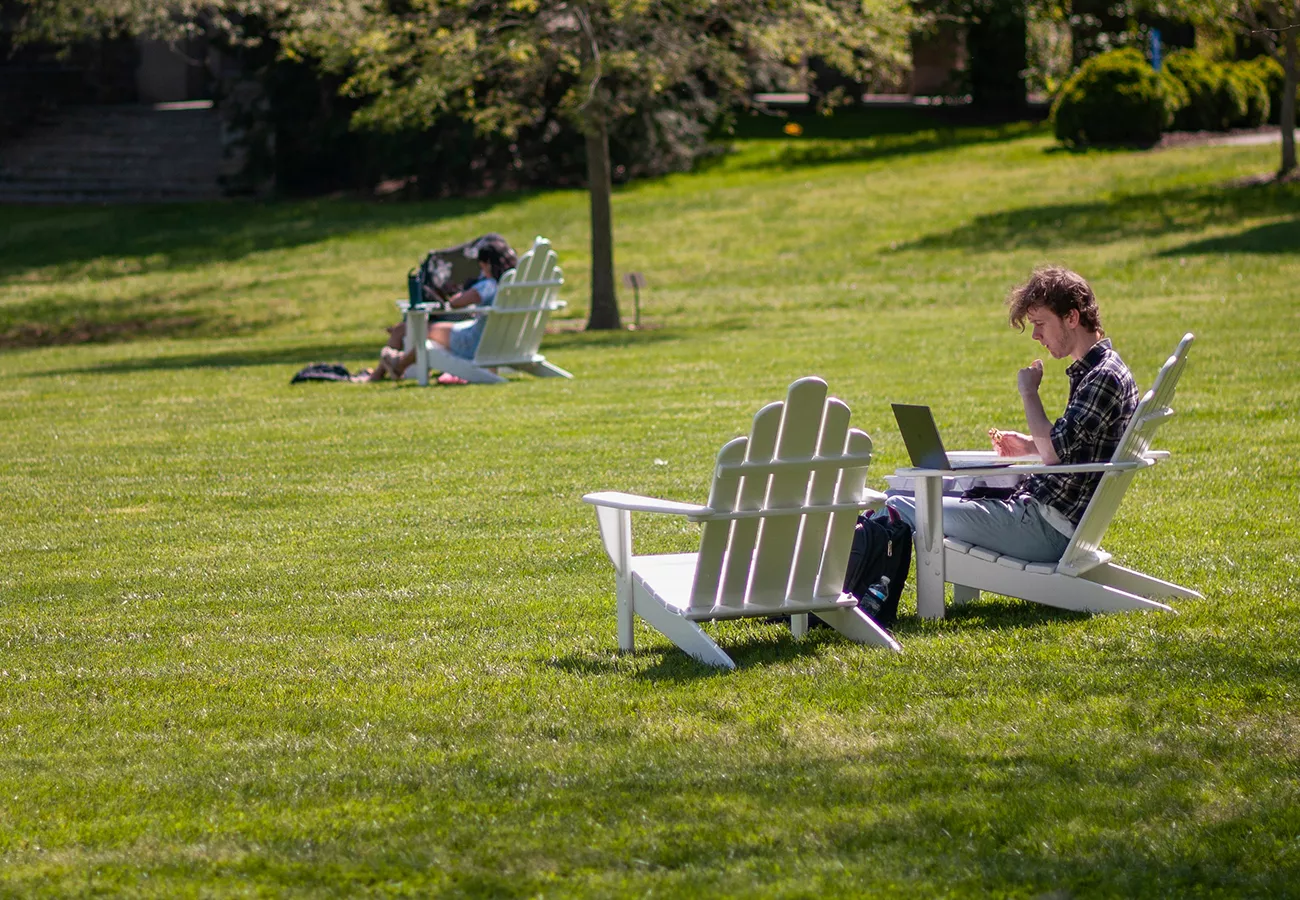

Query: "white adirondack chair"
left=401, top=236, right=571, bottom=385
left=583, top=377, right=901, bottom=670
left=942, top=333, right=1203, bottom=614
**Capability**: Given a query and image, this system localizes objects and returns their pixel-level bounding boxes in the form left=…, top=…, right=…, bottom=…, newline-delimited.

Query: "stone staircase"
left=0, top=102, right=225, bottom=204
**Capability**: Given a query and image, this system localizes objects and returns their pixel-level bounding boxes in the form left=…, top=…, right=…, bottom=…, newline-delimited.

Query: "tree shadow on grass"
left=717, top=105, right=1047, bottom=174
left=894, top=182, right=1300, bottom=254
left=0, top=283, right=285, bottom=349
left=0, top=193, right=514, bottom=284
left=731, top=121, right=1043, bottom=174
left=34, top=340, right=378, bottom=376
left=1157, top=216, right=1300, bottom=256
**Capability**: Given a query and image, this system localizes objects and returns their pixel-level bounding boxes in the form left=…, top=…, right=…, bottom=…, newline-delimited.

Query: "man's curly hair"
left=1007, top=266, right=1103, bottom=334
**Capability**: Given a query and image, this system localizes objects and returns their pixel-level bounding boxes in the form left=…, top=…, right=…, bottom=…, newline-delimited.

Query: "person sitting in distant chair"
left=354, top=235, right=517, bottom=383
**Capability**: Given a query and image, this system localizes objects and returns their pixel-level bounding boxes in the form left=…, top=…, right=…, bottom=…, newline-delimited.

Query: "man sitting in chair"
left=355, top=235, right=517, bottom=383
left=887, top=266, right=1139, bottom=562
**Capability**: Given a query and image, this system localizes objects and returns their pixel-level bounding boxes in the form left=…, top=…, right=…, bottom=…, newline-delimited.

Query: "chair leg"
left=790, top=613, right=809, bottom=639
left=426, top=346, right=508, bottom=384
left=1082, top=562, right=1203, bottom=601
left=616, top=572, right=635, bottom=653
left=1034, top=574, right=1174, bottom=614
left=406, top=308, right=430, bottom=386
left=631, top=586, right=735, bottom=669
left=913, top=477, right=947, bottom=619
left=514, top=359, right=573, bottom=379
left=952, top=584, right=980, bottom=606
left=815, top=607, right=902, bottom=652
left=945, top=555, right=1176, bottom=614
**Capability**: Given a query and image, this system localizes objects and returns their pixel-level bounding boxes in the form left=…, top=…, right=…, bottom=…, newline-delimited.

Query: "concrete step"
left=0, top=185, right=223, bottom=203
left=1, top=154, right=224, bottom=175
left=0, top=103, right=226, bottom=204
left=0, top=176, right=222, bottom=193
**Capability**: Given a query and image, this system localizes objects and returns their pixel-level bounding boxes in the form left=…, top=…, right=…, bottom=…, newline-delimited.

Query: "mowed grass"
left=1, top=111, right=1298, bottom=897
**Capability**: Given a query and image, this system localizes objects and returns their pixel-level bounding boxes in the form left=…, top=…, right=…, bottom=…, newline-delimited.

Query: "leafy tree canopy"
left=6, top=1, right=917, bottom=326
left=280, top=1, right=911, bottom=136
left=279, top=0, right=913, bottom=327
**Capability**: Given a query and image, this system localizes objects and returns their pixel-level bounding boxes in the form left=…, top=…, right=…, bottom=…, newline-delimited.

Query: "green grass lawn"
left=1, top=113, right=1298, bottom=897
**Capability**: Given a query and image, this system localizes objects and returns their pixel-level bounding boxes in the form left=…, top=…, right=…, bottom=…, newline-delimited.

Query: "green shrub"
left=1217, top=65, right=1259, bottom=128
left=1159, top=69, right=1190, bottom=123
left=1164, top=49, right=1237, bottom=131
left=1052, top=48, right=1168, bottom=147
left=1227, top=63, right=1270, bottom=127
left=1241, top=55, right=1291, bottom=125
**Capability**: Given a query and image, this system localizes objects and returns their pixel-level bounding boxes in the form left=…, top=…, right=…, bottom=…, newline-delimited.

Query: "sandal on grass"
left=437, top=372, right=470, bottom=386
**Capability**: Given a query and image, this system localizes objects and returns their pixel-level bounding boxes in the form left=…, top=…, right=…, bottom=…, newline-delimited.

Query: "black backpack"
left=842, top=507, right=913, bottom=627
left=289, top=362, right=353, bottom=384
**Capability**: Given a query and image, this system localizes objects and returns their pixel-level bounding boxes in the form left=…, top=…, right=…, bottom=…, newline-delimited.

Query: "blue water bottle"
left=862, top=575, right=890, bottom=618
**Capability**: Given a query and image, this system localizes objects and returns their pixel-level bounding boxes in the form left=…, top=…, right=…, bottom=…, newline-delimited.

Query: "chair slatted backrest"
left=687, top=377, right=874, bottom=612
left=1058, top=333, right=1194, bottom=575
left=473, top=236, right=563, bottom=367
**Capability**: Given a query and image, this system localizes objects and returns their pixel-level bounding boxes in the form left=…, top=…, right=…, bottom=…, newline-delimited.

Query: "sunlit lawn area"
left=1, top=111, right=1297, bottom=896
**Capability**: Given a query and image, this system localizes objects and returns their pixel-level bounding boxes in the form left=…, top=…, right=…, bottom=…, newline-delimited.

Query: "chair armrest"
left=582, top=491, right=711, bottom=518
left=583, top=487, right=884, bottom=522
left=396, top=301, right=489, bottom=319
left=428, top=306, right=489, bottom=319
left=897, top=455, right=1161, bottom=478
left=429, top=304, right=559, bottom=318
left=484, top=303, right=564, bottom=315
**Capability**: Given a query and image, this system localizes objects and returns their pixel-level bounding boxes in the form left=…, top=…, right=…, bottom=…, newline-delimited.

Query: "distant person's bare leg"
left=386, top=323, right=454, bottom=380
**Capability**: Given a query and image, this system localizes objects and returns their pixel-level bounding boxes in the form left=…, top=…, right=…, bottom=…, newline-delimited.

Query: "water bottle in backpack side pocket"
left=861, top=575, right=891, bottom=620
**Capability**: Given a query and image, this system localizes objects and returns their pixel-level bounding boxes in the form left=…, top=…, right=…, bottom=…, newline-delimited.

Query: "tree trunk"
left=1281, top=26, right=1297, bottom=177
left=585, top=120, right=621, bottom=330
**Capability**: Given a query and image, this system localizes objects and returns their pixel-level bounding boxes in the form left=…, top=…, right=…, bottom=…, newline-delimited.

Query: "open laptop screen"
left=891, top=403, right=1014, bottom=470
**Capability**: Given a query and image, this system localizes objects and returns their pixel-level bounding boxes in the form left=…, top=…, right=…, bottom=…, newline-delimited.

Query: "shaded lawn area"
left=1, top=119, right=1298, bottom=897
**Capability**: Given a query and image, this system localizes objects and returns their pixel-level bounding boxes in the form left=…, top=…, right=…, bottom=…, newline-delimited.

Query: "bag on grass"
left=842, top=507, right=913, bottom=627
left=290, top=363, right=352, bottom=384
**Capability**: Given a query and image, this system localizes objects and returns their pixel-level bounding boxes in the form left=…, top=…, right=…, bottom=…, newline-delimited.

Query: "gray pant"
left=886, top=494, right=1071, bottom=563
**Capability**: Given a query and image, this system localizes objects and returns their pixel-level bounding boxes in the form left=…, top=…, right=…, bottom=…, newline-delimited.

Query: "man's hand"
left=1018, top=359, right=1044, bottom=398
left=989, top=428, right=1036, bottom=456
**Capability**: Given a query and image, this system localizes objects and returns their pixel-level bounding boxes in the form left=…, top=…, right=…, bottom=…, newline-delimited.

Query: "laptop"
left=891, top=403, right=1015, bottom=470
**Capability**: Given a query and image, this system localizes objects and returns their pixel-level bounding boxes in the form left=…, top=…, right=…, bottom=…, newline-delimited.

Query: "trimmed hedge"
left=1164, top=49, right=1230, bottom=131
left=1228, top=64, right=1271, bottom=128
left=1161, top=52, right=1275, bottom=131
left=1242, top=55, right=1292, bottom=125
left=1052, top=48, right=1170, bottom=147
left=1054, top=48, right=1289, bottom=149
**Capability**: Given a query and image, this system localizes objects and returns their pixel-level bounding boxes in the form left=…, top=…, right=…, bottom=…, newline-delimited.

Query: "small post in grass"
left=621, top=271, right=646, bottom=329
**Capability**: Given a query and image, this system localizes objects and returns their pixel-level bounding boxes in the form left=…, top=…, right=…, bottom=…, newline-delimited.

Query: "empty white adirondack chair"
left=402, top=235, right=571, bottom=385
left=943, top=333, right=1203, bottom=614
left=583, top=377, right=901, bottom=669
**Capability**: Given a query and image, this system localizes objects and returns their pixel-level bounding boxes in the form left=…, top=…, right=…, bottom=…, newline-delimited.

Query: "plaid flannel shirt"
left=1017, top=339, right=1139, bottom=527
